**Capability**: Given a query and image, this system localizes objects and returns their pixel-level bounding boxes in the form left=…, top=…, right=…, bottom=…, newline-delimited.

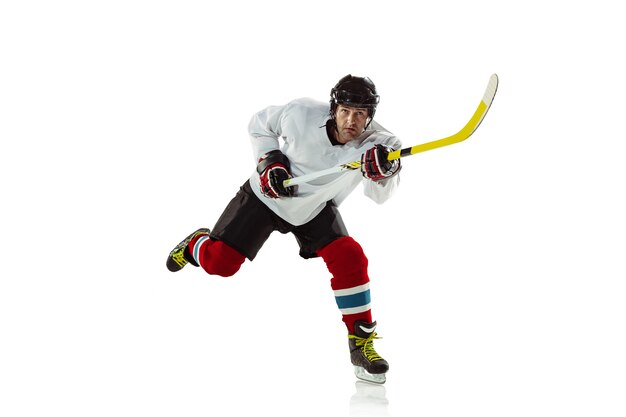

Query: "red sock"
left=317, top=236, right=373, bottom=333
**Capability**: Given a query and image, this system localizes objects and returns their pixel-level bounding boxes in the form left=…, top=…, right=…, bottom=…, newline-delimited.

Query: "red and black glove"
left=361, top=144, right=401, bottom=181
left=257, top=150, right=296, bottom=198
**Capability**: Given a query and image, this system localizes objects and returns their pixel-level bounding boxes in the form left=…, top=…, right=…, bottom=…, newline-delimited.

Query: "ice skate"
left=348, top=321, right=389, bottom=384
left=166, top=228, right=210, bottom=272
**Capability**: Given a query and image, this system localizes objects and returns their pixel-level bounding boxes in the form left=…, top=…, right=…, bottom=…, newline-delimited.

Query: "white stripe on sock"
left=339, top=303, right=371, bottom=315
left=192, top=235, right=211, bottom=265
left=333, top=283, right=370, bottom=297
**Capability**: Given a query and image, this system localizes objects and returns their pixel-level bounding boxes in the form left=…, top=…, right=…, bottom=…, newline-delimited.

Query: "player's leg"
left=316, top=236, right=389, bottom=383
left=166, top=181, right=274, bottom=276
left=294, top=202, right=389, bottom=383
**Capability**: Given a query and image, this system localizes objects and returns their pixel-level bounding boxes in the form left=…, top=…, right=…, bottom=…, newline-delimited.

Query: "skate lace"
left=171, top=251, right=187, bottom=267
left=349, top=332, right=383, bottom=362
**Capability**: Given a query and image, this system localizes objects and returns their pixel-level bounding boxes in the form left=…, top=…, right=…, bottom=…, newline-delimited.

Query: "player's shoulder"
left=362, top=120, right=402, bottom=148
left=281, top=98, right=330, bottom=125
left=368, top=119, right=393, bottom=135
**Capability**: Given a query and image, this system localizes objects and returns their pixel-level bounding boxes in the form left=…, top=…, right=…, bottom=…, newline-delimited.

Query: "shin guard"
left=317, top=236, right=373, bottom=333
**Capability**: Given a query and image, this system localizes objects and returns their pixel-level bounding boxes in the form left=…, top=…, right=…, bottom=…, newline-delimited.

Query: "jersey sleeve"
left=248, top=103, right=288, bottom=161
left=362, top=175, right=400, bottom=204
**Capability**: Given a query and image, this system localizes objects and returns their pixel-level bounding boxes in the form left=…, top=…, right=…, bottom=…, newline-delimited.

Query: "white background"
left=1, top=1, right=625, bottom=416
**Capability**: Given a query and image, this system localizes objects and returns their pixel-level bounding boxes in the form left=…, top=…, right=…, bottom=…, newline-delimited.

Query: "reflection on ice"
left=349, top=380, right=389, bottom=416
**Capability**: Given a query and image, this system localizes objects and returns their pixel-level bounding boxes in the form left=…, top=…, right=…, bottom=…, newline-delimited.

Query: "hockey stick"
left=283, top=73, right=499, bottom=188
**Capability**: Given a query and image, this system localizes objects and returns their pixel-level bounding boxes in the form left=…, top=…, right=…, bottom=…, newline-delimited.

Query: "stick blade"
left=472, top=73, right=499, bottom=135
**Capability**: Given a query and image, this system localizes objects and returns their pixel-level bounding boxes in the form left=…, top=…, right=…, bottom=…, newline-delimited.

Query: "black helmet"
left=330, top=74, right=379, bottom=119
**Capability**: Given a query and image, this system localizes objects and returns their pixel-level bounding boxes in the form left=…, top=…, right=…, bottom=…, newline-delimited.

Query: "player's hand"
left=257, top=150, right=297, bottom=198
left=361, top=144, right=401, bottom=181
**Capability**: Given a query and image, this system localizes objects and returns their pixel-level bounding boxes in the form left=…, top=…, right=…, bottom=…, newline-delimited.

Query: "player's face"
left=334, top=105, right=370, bottom=144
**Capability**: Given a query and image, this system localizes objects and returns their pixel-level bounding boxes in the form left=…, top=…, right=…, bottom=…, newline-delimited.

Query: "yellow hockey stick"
left=284, top=73, right=499, bottom=188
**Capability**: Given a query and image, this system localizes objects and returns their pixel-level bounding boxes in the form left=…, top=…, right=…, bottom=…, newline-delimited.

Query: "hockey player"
left=166, top=75, right=402, bottom=384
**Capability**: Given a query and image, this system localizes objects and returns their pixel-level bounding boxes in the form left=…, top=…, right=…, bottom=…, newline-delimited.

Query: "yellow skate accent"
left=349, top=332, right=384, bottom=362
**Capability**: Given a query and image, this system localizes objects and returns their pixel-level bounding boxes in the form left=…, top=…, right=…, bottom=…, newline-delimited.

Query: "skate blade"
left=354, top=366, right=386, bottom=384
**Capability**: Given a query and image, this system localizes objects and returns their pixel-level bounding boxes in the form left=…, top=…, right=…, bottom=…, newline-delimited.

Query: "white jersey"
left=248, top=97, right=402, bottom=226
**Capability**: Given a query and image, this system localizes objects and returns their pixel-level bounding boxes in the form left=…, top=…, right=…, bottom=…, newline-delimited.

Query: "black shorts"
left=209, top=180, right=349, bottom=260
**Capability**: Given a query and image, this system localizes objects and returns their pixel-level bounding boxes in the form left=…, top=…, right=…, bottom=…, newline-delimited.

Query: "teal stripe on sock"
left=335, top=289, right=371, bottom=309
left=192, top=235, right=211, bottom=265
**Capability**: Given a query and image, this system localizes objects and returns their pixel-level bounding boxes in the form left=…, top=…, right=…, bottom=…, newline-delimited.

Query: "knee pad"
left=317, top=236, right=369, bottom=285
left=201, top=240, right=245, bottom=277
